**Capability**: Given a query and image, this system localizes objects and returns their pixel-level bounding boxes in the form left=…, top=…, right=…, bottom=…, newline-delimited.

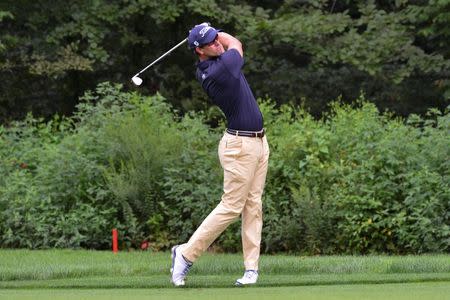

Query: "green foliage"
left=260, top=97, right=449, bottom=254
left=0, top=10, right=13, bottom=54
left=244, top=1, right=449, bottom=115
left=0, top=83, right=448, bottom=253
left=0, top=113, right=114, bottom=248
left=1, top=1, right=449, bottom=123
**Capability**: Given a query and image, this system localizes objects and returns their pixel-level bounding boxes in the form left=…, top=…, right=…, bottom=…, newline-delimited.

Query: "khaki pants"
left=181, top=132, right=270, bottom=271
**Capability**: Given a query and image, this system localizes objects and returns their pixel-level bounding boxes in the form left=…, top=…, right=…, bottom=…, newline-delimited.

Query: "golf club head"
left=132, top=76, right=143, bottom=86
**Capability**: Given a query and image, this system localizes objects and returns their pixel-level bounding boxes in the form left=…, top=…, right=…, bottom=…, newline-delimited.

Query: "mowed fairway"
left=0, top=250, right=449, bottom=299
left=2, top=283, right=450, bottom=300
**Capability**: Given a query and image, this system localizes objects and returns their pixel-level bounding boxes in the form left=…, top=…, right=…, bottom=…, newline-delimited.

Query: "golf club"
left=131, top=38, right=188, bottom=86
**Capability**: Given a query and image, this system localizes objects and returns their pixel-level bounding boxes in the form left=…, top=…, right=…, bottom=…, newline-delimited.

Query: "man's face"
left=197, top=35, right=224, bottom=57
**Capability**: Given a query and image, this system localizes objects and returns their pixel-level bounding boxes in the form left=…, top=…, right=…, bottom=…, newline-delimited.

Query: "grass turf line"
left=1, top=283, right=450, bottom=300
left=1, top=274, right=450, bottom=289
left=0, top=250, right=448, bottom=288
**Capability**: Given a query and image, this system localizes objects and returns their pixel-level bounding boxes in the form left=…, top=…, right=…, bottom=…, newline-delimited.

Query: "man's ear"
left=195, top=47, right=203, bottom=56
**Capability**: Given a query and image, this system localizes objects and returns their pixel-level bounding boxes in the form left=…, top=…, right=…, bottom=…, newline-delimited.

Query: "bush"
left=261, top=99, right=449, bottom=254
left=0, top=113, right=114, bottom=248
left=0, top=83, right=448, bottom=253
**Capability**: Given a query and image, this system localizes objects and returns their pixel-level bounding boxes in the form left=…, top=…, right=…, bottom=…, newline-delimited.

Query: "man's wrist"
left=217, top=32, right=229, bottom=50
left=217, top=32, right=243, bottom=56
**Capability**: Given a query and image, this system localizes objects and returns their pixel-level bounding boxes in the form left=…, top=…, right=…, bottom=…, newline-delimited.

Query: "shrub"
left=0, top=83, right=448, bottom=254
left=0, top=113, right=114, bottom=248
left=261, top=99, right=449, bottom=254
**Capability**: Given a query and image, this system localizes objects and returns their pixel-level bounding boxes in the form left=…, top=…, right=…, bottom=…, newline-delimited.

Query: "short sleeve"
left=220, top=49, right=244, bottom=79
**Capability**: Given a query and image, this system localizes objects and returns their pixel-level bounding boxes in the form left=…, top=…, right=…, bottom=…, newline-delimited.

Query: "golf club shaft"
left=134, top=38, right=188, bottom=77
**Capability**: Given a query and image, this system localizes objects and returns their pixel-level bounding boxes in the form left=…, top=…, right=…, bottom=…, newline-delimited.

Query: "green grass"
left=0, top=283, right=449, bottom=300
left=0, top=251, right=449, bottom=299
left=0, top=250, right=449, bottom=289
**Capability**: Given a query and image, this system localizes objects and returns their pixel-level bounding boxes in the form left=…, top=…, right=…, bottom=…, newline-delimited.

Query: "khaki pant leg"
left=181, top=133, right=259, bottom=262
left=242, top=136, right=269, bottom=270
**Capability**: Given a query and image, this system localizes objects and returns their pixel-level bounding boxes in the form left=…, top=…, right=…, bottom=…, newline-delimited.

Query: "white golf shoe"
left=235, top=270, right=258, bottom=286
left=170, top=245, right=192, bottom=286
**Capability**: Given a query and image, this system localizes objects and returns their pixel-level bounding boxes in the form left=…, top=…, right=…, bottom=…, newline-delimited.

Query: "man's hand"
left=217, top=32, right=243, bottom=57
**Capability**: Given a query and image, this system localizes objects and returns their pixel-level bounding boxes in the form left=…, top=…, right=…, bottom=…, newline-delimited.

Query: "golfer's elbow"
left=218, top=32, right=244, bottom=57
left=229, top=41, right=243, bottom=57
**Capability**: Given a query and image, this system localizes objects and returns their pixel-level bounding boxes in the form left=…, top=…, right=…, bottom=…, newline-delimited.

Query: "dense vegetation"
left=1, top=83, right=448, bottom=254
left=1, top=0, right=449, bottom=123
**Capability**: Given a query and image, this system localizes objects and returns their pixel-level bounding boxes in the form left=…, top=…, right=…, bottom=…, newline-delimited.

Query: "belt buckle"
left=258, top=129, right=264, bottom=138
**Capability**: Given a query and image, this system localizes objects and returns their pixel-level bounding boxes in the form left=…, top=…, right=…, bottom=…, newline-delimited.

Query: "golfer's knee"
left=220, top=201, right=244, bottom=216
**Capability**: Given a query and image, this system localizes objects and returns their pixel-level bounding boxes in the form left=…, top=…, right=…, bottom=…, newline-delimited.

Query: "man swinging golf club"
left=170, top=23, right=270, bottom=286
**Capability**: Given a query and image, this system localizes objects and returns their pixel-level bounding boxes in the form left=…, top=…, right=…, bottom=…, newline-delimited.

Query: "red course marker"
left=112, top=229, right=118, bottom=253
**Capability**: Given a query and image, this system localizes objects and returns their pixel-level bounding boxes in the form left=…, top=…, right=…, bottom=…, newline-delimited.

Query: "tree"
left=0, top=0, right=448, bottom=123
left=241, top=0, right=449, bottom=115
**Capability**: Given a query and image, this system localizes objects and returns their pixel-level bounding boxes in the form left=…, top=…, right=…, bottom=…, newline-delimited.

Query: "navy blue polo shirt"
left=196, top=49, right=263, bottom=131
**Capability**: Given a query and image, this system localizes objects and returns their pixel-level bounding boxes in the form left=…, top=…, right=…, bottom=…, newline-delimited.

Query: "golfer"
left=170, top=23, right=270, bottom=286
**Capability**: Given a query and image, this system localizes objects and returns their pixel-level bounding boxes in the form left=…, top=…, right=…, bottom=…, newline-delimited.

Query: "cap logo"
left=199, top=26, right=211, bottom=37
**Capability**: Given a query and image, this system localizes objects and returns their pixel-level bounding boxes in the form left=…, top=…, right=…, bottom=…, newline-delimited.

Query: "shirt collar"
left=197, top=56, right=218, bottom=70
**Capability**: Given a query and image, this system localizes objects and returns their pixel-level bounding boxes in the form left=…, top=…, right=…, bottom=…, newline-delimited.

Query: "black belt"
left=226, top=128, right=265, bottom=138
